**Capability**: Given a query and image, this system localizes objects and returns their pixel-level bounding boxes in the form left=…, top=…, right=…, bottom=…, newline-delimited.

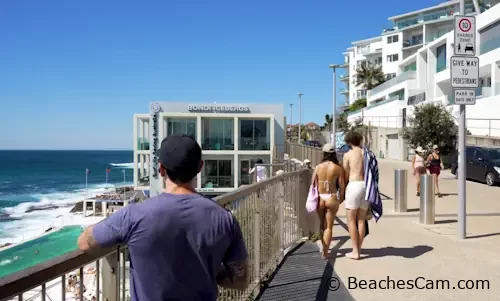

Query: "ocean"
left=0, top=150, right=134, bottom=245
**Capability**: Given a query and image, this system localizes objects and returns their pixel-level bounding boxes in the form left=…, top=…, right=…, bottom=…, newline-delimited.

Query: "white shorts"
left=344, top=181, right=369, bottom=210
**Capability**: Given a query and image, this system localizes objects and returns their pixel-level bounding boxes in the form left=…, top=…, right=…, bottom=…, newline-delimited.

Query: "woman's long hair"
left=322, top=151, right=340, bottom=165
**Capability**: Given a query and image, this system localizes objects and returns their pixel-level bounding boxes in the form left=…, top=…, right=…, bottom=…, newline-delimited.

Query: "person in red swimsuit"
left=426, top=145, right=444, bottom=197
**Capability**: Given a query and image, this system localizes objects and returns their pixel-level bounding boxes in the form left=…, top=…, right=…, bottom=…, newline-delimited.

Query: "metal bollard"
left=394, top=169, right=408, bottom=212
left=419, top=174, right=435, bottom=224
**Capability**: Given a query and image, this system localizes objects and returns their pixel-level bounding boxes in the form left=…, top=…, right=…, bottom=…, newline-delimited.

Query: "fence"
left=466, top=118, right=500, bottom=137
left=0, top=169, right=315, bottom=301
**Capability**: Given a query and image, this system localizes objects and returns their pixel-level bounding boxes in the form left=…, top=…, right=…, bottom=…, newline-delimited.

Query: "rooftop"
left=388, top=0, right=459, bottom=21
left=351, top=36, right=382, bottom=46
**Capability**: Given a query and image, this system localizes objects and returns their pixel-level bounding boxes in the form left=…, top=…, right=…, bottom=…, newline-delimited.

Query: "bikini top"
left=316, top=162, right=339, bottom=193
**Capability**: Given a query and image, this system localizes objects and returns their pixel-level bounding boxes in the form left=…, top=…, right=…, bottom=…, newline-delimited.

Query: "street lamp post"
left=289, top=103, right=294, bottom=141
left=329, top=64, right=340, bottom=148
left=297, top=93, right=303, bottom=144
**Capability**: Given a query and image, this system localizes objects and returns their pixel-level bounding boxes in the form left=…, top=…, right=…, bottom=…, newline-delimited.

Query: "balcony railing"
left=403, top=39, right=423, bottom=49
left=239, top=137, right=270, bottom=151
left=339, top=74, right=350, bottom=80
left=340, top=89, right=349, bottom=94
left=0, top=165, right=316, bottom=301
left=368, top=71, right=416, bottom=97
left=425, top=29, right=452, bottom=43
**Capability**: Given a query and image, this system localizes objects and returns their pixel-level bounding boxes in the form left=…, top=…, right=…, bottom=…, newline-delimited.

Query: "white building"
left=340, top=0, right=493, bottom=105
left=346, top=1, right=500, bottom=160
left=133, top=102, right=285, bottom=197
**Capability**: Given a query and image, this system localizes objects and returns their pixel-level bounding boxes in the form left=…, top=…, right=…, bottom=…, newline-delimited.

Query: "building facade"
left=346, top=1, right=500, bottom=161
left=340, top=0, right=495, bottom=106
left=133, top=102, right=285, bottom=196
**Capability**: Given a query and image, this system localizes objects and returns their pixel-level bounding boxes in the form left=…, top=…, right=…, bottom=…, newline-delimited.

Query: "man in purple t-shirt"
left=77, top=134, right=249, bottom=300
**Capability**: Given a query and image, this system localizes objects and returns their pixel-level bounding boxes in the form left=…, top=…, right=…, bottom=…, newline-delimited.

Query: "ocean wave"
left=2, top=183, right=117, bottom=217
left=0, top=182, right=128, bottom=245
left=109, top=162, right=144, bottom=169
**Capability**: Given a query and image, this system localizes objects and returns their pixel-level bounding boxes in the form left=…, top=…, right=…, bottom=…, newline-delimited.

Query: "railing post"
left=278, top=182, right=285, bottom=252
left=102, top=253, right=119, bottom=301
left=253, top=207, right=261, bottom=283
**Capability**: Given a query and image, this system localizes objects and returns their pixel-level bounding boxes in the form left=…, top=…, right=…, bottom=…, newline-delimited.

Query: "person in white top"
left=412, top=146, right=427, bottom=196
left=249, top=159, right=267, bottom=182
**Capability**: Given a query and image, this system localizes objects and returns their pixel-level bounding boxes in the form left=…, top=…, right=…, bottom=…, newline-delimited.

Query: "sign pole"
left=458, top=0, right=466, bottom=240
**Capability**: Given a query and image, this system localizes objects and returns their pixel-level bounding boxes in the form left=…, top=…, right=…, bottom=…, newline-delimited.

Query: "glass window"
left=239, top=158, right=269, bottom=185
left=436, top=44, right=447, bottom=73
left=387, top=35, right=399, bottom=44
left=387, top=54, right=399, bottom=62
left=166, top=118, right=196, bottom=138
left=480, top=20, right=500, bottom=55
left=201, top=118, right=234, bottom=150
left=201, top=159, right=233, bottom=188
left=239, top=119, right=270, bottom=150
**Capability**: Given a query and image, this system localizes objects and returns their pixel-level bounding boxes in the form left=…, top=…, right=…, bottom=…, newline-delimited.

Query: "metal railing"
left=0, top=169, right=315, bottom=301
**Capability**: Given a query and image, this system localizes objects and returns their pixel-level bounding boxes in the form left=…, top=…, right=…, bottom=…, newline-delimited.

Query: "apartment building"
left=133, top=102, right=285, bottom=197
left=346, top=1, right=500, bottom=161
left=341, top=0, right=491, bottom=105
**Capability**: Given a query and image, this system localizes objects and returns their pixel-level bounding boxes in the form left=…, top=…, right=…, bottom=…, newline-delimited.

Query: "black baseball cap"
left=158, top=134, right=202, bottom=182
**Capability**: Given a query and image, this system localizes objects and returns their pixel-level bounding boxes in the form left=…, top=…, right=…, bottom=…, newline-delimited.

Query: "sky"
left=0, top=0, right=442, bottom=150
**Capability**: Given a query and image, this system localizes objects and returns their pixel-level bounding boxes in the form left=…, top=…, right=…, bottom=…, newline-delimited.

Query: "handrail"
left=0, top=162, right=314, bottom=301
left=0, top=246, right=120, bottom=301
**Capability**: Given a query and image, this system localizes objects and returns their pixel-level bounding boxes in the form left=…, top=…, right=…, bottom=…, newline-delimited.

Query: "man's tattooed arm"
left=216, top=260, right=249, bottom=290
left=77, top=225, right=101, bottom=252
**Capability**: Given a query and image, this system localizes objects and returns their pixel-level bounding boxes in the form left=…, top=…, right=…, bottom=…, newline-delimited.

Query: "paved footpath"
left=256, top=159, right=500, bottom=301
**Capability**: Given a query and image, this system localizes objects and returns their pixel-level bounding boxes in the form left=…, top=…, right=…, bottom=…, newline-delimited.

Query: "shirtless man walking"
left=342, top=131, right=369, bottom=260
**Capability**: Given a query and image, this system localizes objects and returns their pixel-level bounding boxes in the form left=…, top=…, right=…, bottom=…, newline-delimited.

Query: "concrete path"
left=256, top=159, right=500, bottom=301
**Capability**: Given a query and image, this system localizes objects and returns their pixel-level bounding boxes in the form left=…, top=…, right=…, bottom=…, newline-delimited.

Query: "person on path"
left=426, top=145, right=444, bottom=198
left=249, top=158, right=267, bottom=182
left=77, top=134, right=249, bottom=301
left=311, top=143, right=346, bottom=259
left=412, top=146, right=428, bottom=196
left=342, top=132, right=369, bottom=260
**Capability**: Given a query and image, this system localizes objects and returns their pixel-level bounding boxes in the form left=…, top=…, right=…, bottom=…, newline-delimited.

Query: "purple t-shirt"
left=92, top=193, right=248, bottom=301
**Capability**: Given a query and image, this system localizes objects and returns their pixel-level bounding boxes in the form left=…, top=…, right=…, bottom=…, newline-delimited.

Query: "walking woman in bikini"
left=312, top=143, right=346, bottom=259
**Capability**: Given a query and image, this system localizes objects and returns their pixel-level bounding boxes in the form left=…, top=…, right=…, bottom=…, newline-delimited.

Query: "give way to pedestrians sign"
left=450, top=56, right=479, bottom=88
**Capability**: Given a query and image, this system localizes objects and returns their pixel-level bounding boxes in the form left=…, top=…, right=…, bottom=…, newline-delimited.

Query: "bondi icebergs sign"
left=188, top=104, right=250, bottom=113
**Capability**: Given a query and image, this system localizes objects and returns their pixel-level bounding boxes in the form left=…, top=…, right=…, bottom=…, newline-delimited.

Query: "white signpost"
left=454, top=16, right=476, bottom=56
left=453, top=6, right=478, bottom=240
left=450, top=56, right=479, bottom=89
left=454, top=89, right=476, bottom=105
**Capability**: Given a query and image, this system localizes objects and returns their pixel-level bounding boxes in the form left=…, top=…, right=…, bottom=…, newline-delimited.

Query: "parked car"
left=337, top=144, right=351, bottom=153
left=304, top=140, right=321, bottom=147
left=451, top=146, right=500, bottom=186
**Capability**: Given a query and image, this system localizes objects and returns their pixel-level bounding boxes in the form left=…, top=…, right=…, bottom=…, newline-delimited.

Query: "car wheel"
left=485, top=172, right=496, bottom=186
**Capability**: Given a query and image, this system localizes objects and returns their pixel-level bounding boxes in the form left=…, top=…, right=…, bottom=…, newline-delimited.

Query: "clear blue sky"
left=0, top=0, right=439, bottom=150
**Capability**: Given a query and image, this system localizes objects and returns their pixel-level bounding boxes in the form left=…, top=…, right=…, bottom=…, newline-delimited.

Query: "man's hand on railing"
left=216, top=260, right=250, bottom=290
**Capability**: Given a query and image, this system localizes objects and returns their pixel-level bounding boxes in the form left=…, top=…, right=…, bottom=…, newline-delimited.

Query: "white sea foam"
left=0, top=183, right=129, bottom=245
left=110, top=162, right=134, bottom=168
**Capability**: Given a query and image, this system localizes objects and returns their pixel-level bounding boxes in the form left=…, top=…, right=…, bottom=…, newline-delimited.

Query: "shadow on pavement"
left=337, top=245, right=433, bottom=260
left=435, top=219, right=457, bottom=224
left=407, top=208, right=420, bottom=212
left=467, top=232, right=500, bottom=239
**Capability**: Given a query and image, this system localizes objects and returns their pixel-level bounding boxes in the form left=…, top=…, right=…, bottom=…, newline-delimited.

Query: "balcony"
left=340, top=89, right=350, bottom=95
left=137, top=138, right=150, bottom=151
left=476, top=87, right=493, bottom=98
left=425, top=28, right=452, bottom=43
left=364, top=47, right=383, bottom=56
left=339, top=74, right=350, bottom=81
left=368, top=71, right=416, bottom=98
left=402, top=38, right=423, bottom=49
